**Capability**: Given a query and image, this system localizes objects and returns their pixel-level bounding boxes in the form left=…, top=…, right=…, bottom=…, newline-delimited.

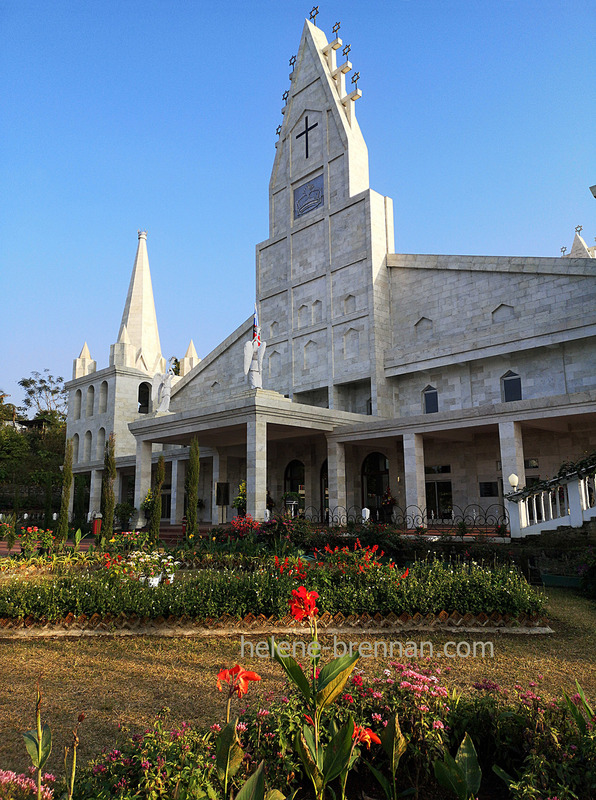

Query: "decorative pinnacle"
left=282, top=90, right=289, bottom=102
left=351, top=71, right=360, bottom=88
left=309, top=6, right=319, bottom=24
left=342, top=43, right=351, bottom=57
left=289, top=54, right=296, bottom=70
left=561, top=246, right=567, bottom=254
left=276, top=125, right=282, bottom=136
left=137, top=230, right=147, bottom=240
left=332, top=21, right=341, bottom=36
left=575, top=225, right=583, bottom=234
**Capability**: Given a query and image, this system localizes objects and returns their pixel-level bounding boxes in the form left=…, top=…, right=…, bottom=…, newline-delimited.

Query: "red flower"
left=401, top=567, right=409, bottom=579
left=353, top=724, right=381, bottom=748
left=303, top=714, right=315, bottom=727
left=217, top=665, right=261, bottom=698
left=290, top=586, right=319, bottom=621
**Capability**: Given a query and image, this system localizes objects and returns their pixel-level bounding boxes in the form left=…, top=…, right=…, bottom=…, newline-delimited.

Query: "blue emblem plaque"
left=294, top=174, right=324, bottom=218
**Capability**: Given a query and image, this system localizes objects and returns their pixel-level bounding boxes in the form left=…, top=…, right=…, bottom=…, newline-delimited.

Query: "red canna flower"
left=353, top=724, right=381, bottom=748
left=217, top=665, right=261, bottom=698
left=290, top=586, right=319, bottom=621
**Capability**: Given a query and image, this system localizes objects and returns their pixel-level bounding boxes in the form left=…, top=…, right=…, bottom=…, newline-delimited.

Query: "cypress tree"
left=101, top=433, right=116, bottom=538
left=186, top=438, right=200, bottom=537
left=57, top=438, right=73, bottom=544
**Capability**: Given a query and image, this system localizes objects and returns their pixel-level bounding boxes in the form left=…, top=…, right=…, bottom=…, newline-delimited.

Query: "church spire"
left=115, top=231, right=165, bottom=373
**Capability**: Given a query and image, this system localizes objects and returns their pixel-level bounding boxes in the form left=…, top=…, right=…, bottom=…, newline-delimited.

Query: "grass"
left=0, top=588, right=595, bottom=781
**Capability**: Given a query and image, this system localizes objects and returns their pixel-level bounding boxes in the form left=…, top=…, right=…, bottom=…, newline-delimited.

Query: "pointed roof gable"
left=270, top=19, right=369, bottom=209
left=184, top=339, right=198, bottom=359
left=568, top=231, right=595, bottom=258
left=117, top=231, right=164, bottom=372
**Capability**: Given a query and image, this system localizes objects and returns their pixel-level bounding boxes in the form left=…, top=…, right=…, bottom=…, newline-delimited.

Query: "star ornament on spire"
left=276, top=124, right=282, bottom=136
left=351, top=71, right=360, bottom=88
left=289, top=54, right=296, bottom=70
left=342, top=43, right=351, bottom=58
left=282, top=90, right=289, bottom=102
left=332, top=21, right=341, bottom=37
left=309, top=6, right=319, bottom=25
left=575, top=225, right=583, bottom=234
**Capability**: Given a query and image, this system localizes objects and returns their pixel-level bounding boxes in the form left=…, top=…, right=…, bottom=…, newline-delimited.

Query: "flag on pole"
left=253, top=304, right=260, bottom=345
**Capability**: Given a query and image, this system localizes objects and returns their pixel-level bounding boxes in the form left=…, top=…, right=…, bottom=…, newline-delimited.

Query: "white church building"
left=65, top=18, right=596, bottom=535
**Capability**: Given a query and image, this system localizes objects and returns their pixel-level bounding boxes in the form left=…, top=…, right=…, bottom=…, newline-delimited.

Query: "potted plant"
left=231, top=481, right=247, bottom=517
left=114, top=502, right=136, bottom=531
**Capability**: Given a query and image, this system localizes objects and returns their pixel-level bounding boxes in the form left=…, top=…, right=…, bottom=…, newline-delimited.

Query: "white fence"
left=506, top=471, right=596, bottom=537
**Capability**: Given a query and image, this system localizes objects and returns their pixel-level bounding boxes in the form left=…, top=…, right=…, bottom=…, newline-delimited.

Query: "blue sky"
left=1, top=0, right=595, bottom=414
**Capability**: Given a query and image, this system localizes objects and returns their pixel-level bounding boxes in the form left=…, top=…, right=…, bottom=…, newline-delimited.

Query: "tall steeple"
left=113, top=231, right=165, bottom=373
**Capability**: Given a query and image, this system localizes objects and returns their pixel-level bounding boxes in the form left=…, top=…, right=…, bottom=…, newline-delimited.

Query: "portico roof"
left=128, top=388, right=368, bottom=449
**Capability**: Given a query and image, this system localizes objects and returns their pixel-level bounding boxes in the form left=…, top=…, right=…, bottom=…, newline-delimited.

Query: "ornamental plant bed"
left=0, top=557, right=544, bottom=624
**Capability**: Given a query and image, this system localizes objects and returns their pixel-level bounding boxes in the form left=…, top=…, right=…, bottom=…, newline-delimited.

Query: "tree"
left=101, top=433, right=116, bottom=538
left=186, top=438, right=200, bottom=537
left=18, top=369, right=67, bottom=420
left=149, top=454, right=165, bottom=546
left=57, top=438, right=73, bottom=543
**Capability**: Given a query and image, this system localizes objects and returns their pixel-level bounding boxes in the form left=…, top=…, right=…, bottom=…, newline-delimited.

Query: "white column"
left=568, top=480, right=584, bottom=527
left=403, top=433, right=426, bottom=517
left=134, top=440, right=152, bottom=528
left=170, top=459, right=186, bottom=524
left=499, top=421, right=527, bottom=538
left=88, top=469, right=102, bottom=521
left=247, top=417, right=267, bottom=521
left=327, top=440, right=347, bottom=516
left=212, top=450, right=228, bottom=525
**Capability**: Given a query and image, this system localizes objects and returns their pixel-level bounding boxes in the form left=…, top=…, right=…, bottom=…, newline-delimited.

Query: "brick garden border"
left=0, top=609, right=553, bottom=639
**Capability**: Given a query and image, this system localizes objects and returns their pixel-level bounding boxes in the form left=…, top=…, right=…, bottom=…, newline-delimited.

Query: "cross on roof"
left=289, top=55, right=296, bottom=70
left=296, top=115, right=318, bottom=159
left=575, top=225, right=583, bottom=234
left=342, top=43, right=351, bottom=57
left=333, top=21, right=341, bottom=36
left=351, top=71, right=360, bottom=87
left=309, top=6, right=319, bottom=24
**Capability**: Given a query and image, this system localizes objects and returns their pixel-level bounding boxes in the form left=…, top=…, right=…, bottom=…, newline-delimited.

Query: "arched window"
left=423, top=385, right=438, bottom=414
left=502, top=371, right=522, bottom=402
left=74, top=390, right=82, bottom=420
left=99, top=381, right=108, bottom=414
left=83, top=431, right=92, bottom=462
left=96, top=428, right=106, bottom=460
left=138, top=382, right=151, bottom=414
left=361, top=452, right=389, bottom=511
left=86, top=385, right=95, bottom=417
left=72, top=434, right=79, bottom=464
left=284, top=460, right=305, bottom=510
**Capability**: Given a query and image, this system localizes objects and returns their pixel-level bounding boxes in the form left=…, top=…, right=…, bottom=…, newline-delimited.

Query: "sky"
left=1, top=0, right=595, bottom=415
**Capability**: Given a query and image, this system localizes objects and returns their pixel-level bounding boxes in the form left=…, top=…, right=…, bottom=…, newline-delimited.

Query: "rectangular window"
left=425, top=465, right=451, bottom=474
left=423, top=388, right=438, bottom=414
left=479, top=482, right=499, bottom=497
left=524, top=458, right=539, bottom=469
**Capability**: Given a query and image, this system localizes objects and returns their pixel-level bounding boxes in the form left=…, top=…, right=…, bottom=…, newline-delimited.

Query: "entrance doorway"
left=362, top=452, right=389, bottom=517
left=320, top=459, right=328, bottom=521
left=425, top=481, right=453, bottom=520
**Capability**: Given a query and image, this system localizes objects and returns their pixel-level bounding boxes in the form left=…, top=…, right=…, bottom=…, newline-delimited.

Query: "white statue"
left=243, top=327, right=266, bottom=389
left=152, top=366, right=174, bottom=412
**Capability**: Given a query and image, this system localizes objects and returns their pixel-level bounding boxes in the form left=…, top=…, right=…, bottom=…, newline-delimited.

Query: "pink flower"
left=433, top=720, right=445, bottom=730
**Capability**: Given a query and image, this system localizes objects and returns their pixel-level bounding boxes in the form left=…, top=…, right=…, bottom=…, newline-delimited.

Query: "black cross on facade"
left=296, top=115, right=318, bottom=159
